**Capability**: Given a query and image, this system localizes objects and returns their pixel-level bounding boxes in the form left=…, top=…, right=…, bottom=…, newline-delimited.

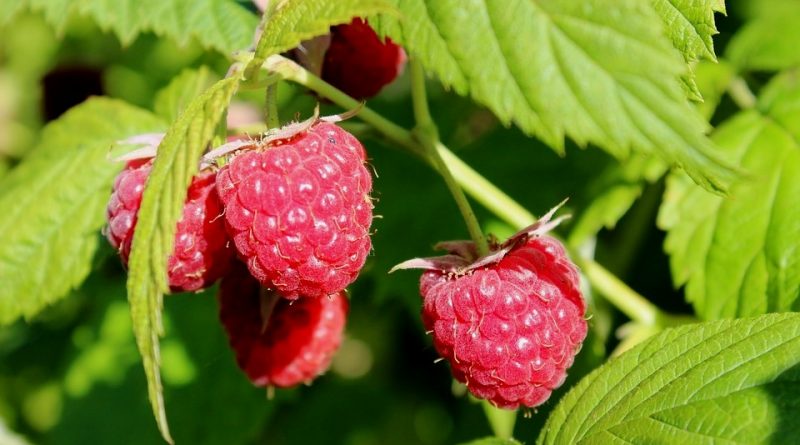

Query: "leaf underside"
left=659, top=72, right=800, bottom=320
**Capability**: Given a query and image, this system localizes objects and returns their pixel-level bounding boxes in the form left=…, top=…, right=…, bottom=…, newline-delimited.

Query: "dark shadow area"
left=41, top=65, right=104, bottom=121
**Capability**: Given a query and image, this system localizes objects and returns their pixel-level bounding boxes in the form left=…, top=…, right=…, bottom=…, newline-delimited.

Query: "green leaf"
left=538, top=313, right=800, bottom=444
left=658, top=77, right=800, bottom=319
left=725, top=0, right=800, bottom=71
left=0, top=0, right=72, bottom=33
left=650, top=0, right=725, bottom=101
left=245, top=0, right=395, bottom=76
left=459, top=438, right=522, bottom=445
left=733, top=0, right=798, bottom=20
left=758, top=70, right=800, bottom=138
left=1, top=0, right=258, bottom=54
left=0, top=98, right=164, bottom=325
left=126, top=74, right=240, bottom=444
left=153, top=66, right=218, bottom=122
left=568, top=59, right=734, bottom=247
left=380, top=0, right=735, bottom=193
left=651, top=0, right=724, bottom=63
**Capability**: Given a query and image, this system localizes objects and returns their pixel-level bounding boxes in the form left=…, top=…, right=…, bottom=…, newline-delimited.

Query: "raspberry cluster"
left=106, top=120, right=372, bottom=388
left=106, top=28, right=586, bottom=413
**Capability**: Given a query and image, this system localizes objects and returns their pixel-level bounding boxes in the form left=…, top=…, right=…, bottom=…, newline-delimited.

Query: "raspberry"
left=106, top=159, right=233, bottom=292
left=321, top=18, right=406, bottom=100
left=393, top=204, right=587, bottom=409
left=216, top=121, right=373, bottom=299
left=218, top=262, right=348, bottom=387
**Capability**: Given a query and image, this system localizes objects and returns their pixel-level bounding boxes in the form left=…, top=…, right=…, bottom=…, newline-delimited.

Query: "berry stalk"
left=409, top=59, right=489, bottom=256
left=265, top=83, right=279, bottom=129
left=482, top=400, right=517, bottom=439
left=259, top=55, right=422, bottom=157
left=259, top=0, right=280, bottom=131
left=253, top=53, right=669, bottom=328
left=728, top=76, right=756, bottom=110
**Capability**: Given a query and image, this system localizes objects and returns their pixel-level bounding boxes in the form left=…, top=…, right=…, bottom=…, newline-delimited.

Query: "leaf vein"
left=621, top=319, right=798, bottom=420
left=571, top=325, right=710, bottom=440
left=578, top=319, right=778, bottom=438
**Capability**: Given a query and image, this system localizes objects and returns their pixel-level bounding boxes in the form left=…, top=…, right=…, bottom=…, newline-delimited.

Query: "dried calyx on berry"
left=212, top=113, right=374, bottom=300
left=291, top=18, right=407, bottom=100
left=392, top=202, right=587, bottom=410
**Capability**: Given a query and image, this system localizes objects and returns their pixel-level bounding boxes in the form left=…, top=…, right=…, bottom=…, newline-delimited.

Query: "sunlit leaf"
left=0, top=98, right=164, bottom=325
left=379, top=0, right=735, bottom=193
left=539, top=313, right=800, bottom=444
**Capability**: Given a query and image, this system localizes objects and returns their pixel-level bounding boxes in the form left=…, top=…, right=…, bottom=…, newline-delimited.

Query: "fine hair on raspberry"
left=419, top=235, right=587, bottom=409
left=216, top=120, right=373, bottom=299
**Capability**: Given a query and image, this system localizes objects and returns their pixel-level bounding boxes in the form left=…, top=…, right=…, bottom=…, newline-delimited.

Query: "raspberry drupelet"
left=106, top=159, right=233, bottom=292
left=215, top=121, right=373, bottom=299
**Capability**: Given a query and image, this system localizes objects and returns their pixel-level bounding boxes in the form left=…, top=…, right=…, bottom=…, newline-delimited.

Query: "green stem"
left=265, top=83, right=279, bottom=129
left=576, top=258, right=659, bottom=327
left=440, top=148, right=534, bottom=228
left=238, top=73, right=281, bottom=91
left=481, top=401, right=516, bottom=439
left=728, top=76, right=756, bottom=110
left=257, top=54, right=665, bottom=327
left=262, top=55, right=421, bottom=156
left=410, top=61, right=437, bottom=138
left=409, top=60, right=489, bottom=256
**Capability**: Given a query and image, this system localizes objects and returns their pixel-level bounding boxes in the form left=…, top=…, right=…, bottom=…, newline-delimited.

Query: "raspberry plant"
left=1, top=1, right=800, bottom=444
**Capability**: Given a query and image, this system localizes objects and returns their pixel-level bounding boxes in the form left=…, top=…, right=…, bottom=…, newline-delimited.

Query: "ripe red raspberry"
left=106, top=159, right=233, bottom=292
left=393, top=204, right=587, bottom=409
left=215, top=121, right=373, bottom=299
left=321, top=18, right=406, bottom=100
left=218, top=262, right=348, bottom=387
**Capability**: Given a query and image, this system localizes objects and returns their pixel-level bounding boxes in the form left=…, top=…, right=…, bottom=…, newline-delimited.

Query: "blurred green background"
left=0, top=4, right=749, bottom=444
